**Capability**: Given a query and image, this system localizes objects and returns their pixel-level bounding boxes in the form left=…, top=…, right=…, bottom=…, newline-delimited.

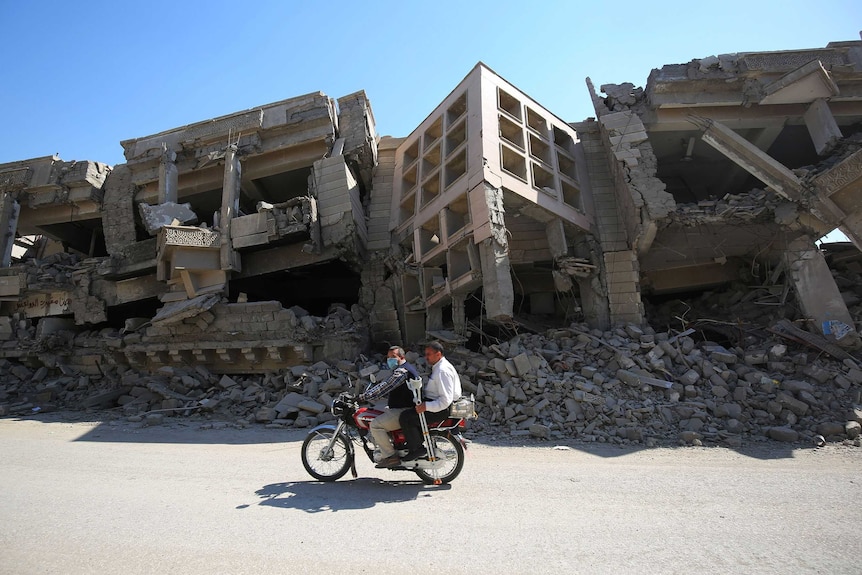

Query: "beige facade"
left=1, top=38, right=861, bottom=377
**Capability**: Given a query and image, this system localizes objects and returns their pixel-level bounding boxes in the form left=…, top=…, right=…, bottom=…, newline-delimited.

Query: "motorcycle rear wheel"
left=301, top=429, right=352, bottom=482
left=414, top=432, right=464, bottom=485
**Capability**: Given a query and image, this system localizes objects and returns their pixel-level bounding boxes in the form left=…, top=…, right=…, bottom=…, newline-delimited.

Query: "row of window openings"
left=401, top=194, right=471, bottom=235
left=500, top=146, right=581, bottom=209
left=498, top=87, right=576, bottom=153
left=401, top=149, right=467, bottom=204
left=499, top=115, right=577, bottom=178
left=402, top=119, right=467, bottom=183
left=415, top=231, right=474, bottom=274
left=402, top=91, right=468, bottom=166
left=401, top=247, right=474, bottom=301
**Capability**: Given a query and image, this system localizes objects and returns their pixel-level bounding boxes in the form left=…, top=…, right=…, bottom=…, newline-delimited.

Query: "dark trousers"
left=399, top=405, right=450, bottom=451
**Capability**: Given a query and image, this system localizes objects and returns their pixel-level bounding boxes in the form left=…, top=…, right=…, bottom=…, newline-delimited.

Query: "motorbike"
left=300, top=387, right=470, bottom=485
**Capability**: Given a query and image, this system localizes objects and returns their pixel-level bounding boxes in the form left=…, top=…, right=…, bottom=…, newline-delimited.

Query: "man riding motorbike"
left=358, top=346, right=421, bottom=468
left=399, top=341, right=462, bottom=463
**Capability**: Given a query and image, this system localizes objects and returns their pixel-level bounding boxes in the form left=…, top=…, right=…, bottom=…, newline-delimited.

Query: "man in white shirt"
left=398, top=341, right=462, bottom=462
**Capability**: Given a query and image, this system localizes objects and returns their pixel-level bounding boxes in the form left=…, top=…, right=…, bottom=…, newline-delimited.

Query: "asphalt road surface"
left=1, top=415, right=860, bottom=574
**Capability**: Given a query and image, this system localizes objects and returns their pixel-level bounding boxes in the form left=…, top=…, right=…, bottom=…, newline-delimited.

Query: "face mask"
left=387, top=358, right=399, bottom=370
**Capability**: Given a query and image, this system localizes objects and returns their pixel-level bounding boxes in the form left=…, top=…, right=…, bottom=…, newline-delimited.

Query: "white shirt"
left=425, top=356, right=462, bottom=413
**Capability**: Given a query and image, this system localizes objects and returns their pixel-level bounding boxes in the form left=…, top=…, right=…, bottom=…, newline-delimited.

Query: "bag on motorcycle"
left=449, top=394, right=477, bottom=419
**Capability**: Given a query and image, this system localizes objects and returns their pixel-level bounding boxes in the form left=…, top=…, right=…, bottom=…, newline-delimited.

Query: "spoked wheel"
left=301, top=429, right=353, bottom=482
left=414, top=432, right=465, bottom=485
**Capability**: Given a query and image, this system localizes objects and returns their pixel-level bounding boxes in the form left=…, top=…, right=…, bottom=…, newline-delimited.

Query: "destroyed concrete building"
left=582, top=40, right=862, bottom=347
left=2, top=38, right=862, bottom=442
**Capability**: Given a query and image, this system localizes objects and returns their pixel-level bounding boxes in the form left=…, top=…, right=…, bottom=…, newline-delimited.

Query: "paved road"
left=0, top=415, right=859, bottom=574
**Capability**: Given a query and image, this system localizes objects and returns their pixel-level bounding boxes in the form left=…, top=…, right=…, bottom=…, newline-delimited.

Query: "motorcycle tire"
left=301, top=429, right=353, bottom=482
left=414, top=432, right=465, bottom=485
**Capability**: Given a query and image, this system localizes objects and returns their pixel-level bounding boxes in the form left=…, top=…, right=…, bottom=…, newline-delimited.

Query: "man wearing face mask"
left=358, top=345, right=421, bottom=468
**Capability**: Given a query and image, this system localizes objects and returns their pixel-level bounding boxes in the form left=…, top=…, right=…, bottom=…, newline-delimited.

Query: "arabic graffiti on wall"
left=14, top=292, right=71, bottom=318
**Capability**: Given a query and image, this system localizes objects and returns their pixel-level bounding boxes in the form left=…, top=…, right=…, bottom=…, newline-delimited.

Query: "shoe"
left=401, top=448, right=427, bottom=463
left=374, top=455, right=401, bottom=468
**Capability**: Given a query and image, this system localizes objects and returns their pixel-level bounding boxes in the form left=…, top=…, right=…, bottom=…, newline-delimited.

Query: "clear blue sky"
left=1, top=1, right=859, bottom=166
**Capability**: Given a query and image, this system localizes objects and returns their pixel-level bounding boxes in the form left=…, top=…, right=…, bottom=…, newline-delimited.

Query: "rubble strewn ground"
left=2, top=302, right=860, bottom=449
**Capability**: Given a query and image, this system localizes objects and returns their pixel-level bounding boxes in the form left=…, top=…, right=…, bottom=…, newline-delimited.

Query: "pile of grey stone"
left=2, top=320, right=861, bottom=448
left=448, top=323, right=862, bottom=447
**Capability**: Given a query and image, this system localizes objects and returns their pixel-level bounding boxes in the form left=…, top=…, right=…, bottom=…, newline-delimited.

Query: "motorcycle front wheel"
left=414, top=432, right=465, bottom=485
left=301, top=429, right=353, bottom=482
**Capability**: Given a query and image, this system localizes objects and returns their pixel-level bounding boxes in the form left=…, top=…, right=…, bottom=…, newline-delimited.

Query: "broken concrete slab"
left=150, top=294, right=221, bottom=327
left=138, top=202, right=198, bottom=235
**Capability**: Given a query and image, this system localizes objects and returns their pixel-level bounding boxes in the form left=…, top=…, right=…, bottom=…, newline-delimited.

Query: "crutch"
left=406, top=378, right=440, bottom=485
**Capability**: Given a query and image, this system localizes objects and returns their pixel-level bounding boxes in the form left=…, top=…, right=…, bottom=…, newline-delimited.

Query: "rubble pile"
left=450, top=324, right=862, bottom=446
left=1, top=316, right=861, bottom=448
left=670, top=189, right=788, bottom=225
left=825, top=245, right=862, bottom=327
left=646, top=281, right=798, bottom=332
left=15, top=252, right=82, bottom=289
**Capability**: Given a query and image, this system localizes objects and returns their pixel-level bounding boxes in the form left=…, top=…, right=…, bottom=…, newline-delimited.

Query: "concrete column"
left=426, top=306, right=443, bottom=332
left=783, top=235, right=860, bottom=348
left=0, top=193, right=20, bottom=268
left=101, top=165, right=137, bottom=256
left=803, top=99, right=843, bottom=156
left=451, top=294, right=466, bottom=335
left=602, top=250, right=644, bottom=326
left=220, top=145, right=242, bottom=272
left=158, top=144, right=178, bottom=204
left=476, top=183, right=514, bottom=321
left=577, top=276, right=610, bottom=330
left=545, top=218, right=568, bottom=259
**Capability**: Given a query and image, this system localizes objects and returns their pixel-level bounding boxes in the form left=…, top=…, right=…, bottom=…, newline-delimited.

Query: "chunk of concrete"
left=529, top=424, right=551, bottom=439
left=768, top=427, right=799, bottom=442
left=776, top=392, right=809, bottom=416
left=298, top=399, right=326, bottom=414
left=512, top=353, right=533, bottom=377
left=138, top=202, right=198, bottom=235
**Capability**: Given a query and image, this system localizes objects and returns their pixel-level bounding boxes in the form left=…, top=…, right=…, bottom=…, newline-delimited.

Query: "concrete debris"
left=150, top=294, right=221, bottom=326
left=138, top=202, right=198, bottom=235
left=2, top=314, right=860, bottom=450
left=1, top=38, right=862, bottom=450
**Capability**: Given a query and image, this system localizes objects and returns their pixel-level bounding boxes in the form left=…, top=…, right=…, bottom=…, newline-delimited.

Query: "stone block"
left=298, top=399, right=326, bottom=414
left=512, top=353, right=533, bottom=377
left=782, top=380, right=814, bottom=394
left=776, top=392, right=808, bottom=416
left=768, top=427, right=798, bottom=442
left=680, top=369, right=700, bottom=386
left=255, top=407, right=277, bottom=422
left=817, top=422, right=845, bottom=436
left=218, top=375, right=238, bottom=389
left=529, top=424, right=551, bottom=439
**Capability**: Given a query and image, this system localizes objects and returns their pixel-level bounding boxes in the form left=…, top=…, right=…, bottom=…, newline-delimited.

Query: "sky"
left=0, top=1, right=860, bottom=167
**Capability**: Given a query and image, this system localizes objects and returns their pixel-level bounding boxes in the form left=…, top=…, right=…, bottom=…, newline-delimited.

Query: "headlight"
left=331, top=399, right=344, bottom=417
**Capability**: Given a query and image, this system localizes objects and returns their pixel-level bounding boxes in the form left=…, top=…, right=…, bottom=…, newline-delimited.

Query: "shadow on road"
left=243, top=478, right=450, bottom=513
left=464, top=435, right=802, bottom=460
left=6, top=411, right=804, bottom=460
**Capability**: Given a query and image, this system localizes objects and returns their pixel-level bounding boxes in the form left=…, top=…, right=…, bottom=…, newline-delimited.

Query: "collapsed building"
left=2, top=38, right=862, bottom=441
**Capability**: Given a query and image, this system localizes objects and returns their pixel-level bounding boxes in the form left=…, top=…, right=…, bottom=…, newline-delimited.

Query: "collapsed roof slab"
left=688, top=116, right=862, bottom=250
left=643, top=101, right=862, bottom=133
left=645, top=42, right=862, bottom=109
left=0, top=156, right=110, bottom=236
left=688, top=115, right=805, bottom=202
left=120, top=92, right=338, bottom=201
